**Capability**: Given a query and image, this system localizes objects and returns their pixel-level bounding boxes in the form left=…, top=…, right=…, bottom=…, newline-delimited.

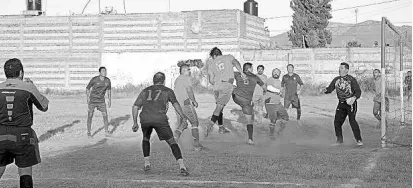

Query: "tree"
left=288, top=0, right=333, bottom=48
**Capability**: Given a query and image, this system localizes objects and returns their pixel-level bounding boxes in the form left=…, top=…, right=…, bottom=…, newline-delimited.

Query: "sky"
left=2, top=0, right=412, bottom=36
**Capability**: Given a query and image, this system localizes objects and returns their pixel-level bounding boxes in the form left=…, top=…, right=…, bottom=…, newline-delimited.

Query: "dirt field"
left=0, top=94, right=411, bottom=188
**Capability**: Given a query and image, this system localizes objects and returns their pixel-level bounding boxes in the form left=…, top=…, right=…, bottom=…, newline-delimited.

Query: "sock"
left=269, top=124, right=275, bottom=136
left=218, top=112, right=223, bottom=125
left=87, top=113, right=93, bottom=134
left=210, top=115, right=219, bottom=123
left=144, top=156, right=150, bottom=166
left=297, top=108, right=301, bottom=120
left=247, top=124, right=253, bottom=140
left=170, top=143, right=183, bottom=160
left=20, top=175, right=33, bottom=188
left=174, top=129, right=182, bottom=141
left=103, top=116, right=110, bottom=133
left=142, top=140, right=150, bottom=157
left=177, top=159, right=186, bottom=169
left=191, top=128, right=200, bottom=147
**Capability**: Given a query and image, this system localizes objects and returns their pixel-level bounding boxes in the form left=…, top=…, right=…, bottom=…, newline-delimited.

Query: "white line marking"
left=1, top=177, right=307, bottom=186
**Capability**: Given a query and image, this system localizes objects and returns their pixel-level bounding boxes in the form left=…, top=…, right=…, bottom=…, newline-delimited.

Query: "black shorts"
left=0, top=126, right=41, bottom=168
left=232, top=93, right=253, bottom=115
left=284, top=94, right=301, bottom=109
left=88, top=102, right=107, bottom=115
left=141, top=123, right=174, bottom=141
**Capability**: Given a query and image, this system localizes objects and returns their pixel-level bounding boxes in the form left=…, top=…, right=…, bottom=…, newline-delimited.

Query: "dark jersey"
left=86, top=76, right=111, bottom=103
left=134, top=85, right=178, bottom=125
left=0, top=79, right=49, bottom=127
left=281, top=73, right=303, bottom=97
left=325, top=75, right=361, bottom=102
left=233, top=72, right=264, bottom=101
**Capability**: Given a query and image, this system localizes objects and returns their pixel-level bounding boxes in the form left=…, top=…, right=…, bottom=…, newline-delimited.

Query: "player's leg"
left=373, top=101, right=381, bottom=129
left=186, top=105, right=204, bottom=149
left=97, top=103, right=110, bottom=136
left=265, top=103, right=277, bottom=139
left=156, top=126, right=189, bottom=176
left=284, top=98, right=293, bottom=119
left=244, top=103, right=254, bottom=145
left=347, top=101, right=362, bottom=145
left=141, top=124, right=153, bottom=171
left=217, top=83, right=233, bottom=133
left=86, top=103, right=96, bottom=137
left=275, top=104, right=289, bottom=136
left=333, top=102, right=348, bottom=145
left=292, top=96, right=302, bottom=121
left=174, top=111, right=185, bottom=141
left=18, top=167, right=33, bottom=188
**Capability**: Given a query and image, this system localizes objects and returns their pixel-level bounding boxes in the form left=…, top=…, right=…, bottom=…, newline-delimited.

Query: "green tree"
left=288, top=0, right=333, bottom=48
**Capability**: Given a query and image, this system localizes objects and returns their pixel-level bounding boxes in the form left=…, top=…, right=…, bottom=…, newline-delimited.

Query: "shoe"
left=356, top=140, right=363, bottom=146
left=269, top=134, right=276, bottom=140
left=218, top=127, right=230, bottom=134
left=332, top=140, right=343, bottom=146
left=143, top=165, right=151, bottom=172
left=204, top=123, right=214, bottom=137
left=247, top=139, right=255, bottom=145
left=194, top=144, right=207, bottom=151
left=180, top=168, right=190, bottom=176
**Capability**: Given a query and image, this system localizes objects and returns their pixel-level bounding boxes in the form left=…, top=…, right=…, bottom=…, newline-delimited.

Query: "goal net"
left=381, top=17, right=412, bottom=148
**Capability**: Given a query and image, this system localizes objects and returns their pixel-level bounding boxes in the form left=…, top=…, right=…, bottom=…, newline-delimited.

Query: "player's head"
left=373, top=69, right=381, bottom=79
left=339, top=62, right=350, bottom=76
left=180, top=65, right=191, bottom=76
left=272, top=68, right=281, bottom=79
left=4, top=58, right=24, bottom=80
left=257, top=65, right=264, bottom=75
left=408, top=71, right=411, bottom=77
left=99, top=67, right=107, bottom=77
left=209, top=47, right=222, bottom=59
left=243, top=62, right=253, bottom=73
left=153, top=72, right=166, bottom=85
left=287, top=64, right=294, bottom=74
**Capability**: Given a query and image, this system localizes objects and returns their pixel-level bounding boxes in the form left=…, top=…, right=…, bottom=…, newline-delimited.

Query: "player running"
left=132, top=72, right=190, bottom=176
left=173, top=65, right=205, bottom=151
left=252, top=65, right=268, bottom=124
left=265, top=68, right=289, bottom=140
left=205, top=47, right=245, bottom=137
left=0, top=58, right=49, bottom=188
left=372, top=69, right=389, bottom=129
left=232, top=63, right=266, bottom=145
left=322, top=62, right=363, bottom=146
left=281, top=64, right=303, bottom=123
left=86, top=67, right=112, bottom=138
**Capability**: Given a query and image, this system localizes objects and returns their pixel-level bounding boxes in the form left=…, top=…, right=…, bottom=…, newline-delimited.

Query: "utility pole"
left=98, top=0, right=101, bottom=14
left=355, top=8, right=359, bottom=24
left=168, top=0, right=171, bottom=12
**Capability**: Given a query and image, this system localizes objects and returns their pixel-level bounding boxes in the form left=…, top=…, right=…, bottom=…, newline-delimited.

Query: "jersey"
left=281, top=73, right=303, bottom=97
left=86, top=76, right=111, bottom=103
left=265, top=77, right=282, bottom=104
left=0, top=79, right=49, bottom=127
left=134, top=85, right=178, bottom=125
left=325, top=75, right=361, bottom=102
left=233, top=72, right=264, bottom=101
left=174, top=75, right=192, bottom=105
left=207, top=55, right=236, bottom=84
left=254, top=74, right=268, bottom=97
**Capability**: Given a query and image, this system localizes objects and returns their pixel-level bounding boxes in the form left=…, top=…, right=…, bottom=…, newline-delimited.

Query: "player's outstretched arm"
left=323, top=77, right=338, bottom=94
left=132, top=105, right=140, bottom=132
left=351, top=77, right=362, bottom=99
left=107, top=80, right=112, bottom=108
left=232, top=59, right=245, bottom=78
left=28, top=82, right=49, bottom=112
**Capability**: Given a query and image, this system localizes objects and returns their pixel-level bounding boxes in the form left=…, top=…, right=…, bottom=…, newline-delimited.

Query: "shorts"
left=213, top=82, right=234, bottom=106
left=265, top=102, right=289, bottom=123
left=176, top=99, right=198, bottom=131
left=88, top=102, right=107, bottom=116
left=232, top=93, right=253, bottom=115
left=141, top=123, right=174, bottom=141
left=252, top=95, right=265, bottom=109
left=0, top=126, right=41, bottom=168
left=284, top=94, right=301, bottom=109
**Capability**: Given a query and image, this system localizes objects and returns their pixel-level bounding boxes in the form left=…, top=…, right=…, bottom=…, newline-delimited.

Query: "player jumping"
left=205, top=47, right=245, bottom=137
left=173, top=65, right=205, bottom=151
left=265, top=68, right=289, bottom=140
left=86, top=67, right=112, bottom=138
left=281, top=64, right=303, bottom=123
left=252, top=65, right=268, bottom=124
left=132, top=72, right=190, bottom=176
left=372, top=69, right=389, bottom=129
left=0, top=58, right=49, bottom=188
left=232, top=63, right=266, bottom=145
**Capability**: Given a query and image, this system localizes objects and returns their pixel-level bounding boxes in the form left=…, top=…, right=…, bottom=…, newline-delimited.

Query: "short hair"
left=373, top=69, right=380, bottom=73
left=153, top=72, right=165, bottom=84
left=4, top=58, right=23, bottom=79
left=179, top=64, right=189, bottom=74
left=99, top=67, right=106, bottom=73
left=287, top=64, right=294, bottom=69
left=257, top=65, right=264, bottom=70
left=243, top=62, right=253, bottom=72
left=340, top=62, right=350, bottom=70
left=209, top=47, right=222, bottom=57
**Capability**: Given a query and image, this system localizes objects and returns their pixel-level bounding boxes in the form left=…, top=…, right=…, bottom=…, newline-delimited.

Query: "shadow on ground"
left=92, top=115, right=131, bottom=137
left=38, top=120, right=81, bottom=142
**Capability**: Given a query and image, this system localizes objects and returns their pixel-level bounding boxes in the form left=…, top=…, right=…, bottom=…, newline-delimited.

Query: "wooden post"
left=98, top=15, right=104, bottom=66
left=66, top=16, right=73, bottom=89
left=19, top=19, right=24, bottom=53
left=157, top=16, right=162, bottom=50
left=183, top=13, right=188, bottom=51
left=237, top=10, right=241, bottom=51
left=197, top=11, right=202, bottom=51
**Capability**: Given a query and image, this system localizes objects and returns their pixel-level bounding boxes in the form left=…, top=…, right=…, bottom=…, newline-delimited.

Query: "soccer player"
left=86, top=67, right=111, bottom=138
left=372, top=69, right=389, bottom=129
left=322, top=62, right=363, bottom=146
left=252, top=65, right=268, bottom=124
left=173, top=65, right=205, bottom=151
left=281, top=64, right=303, bottom=122
left=132, top=72, right=190, bottom=176
left=232, top=63, right=265, bottom=145
left=205, top=47, right=245, bottom=137
left=0, top=58, right=49, bottom=188
left=265, top=68, right=289, bottom=140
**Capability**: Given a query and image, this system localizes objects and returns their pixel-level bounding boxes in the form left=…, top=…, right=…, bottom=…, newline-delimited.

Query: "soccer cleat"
left=247, top=139, right=255, bottom=145
left=356, top=140, right=363, bottom=146
left=143, top=165, right=151, bottom=172
left=218, top=127, right=230, bottom=134
left=180, top=168, right=190, bottom=176
left=204, top=123, right=214, bottom=137
left=331, top=141, right=344, bottom=147
left=194, top=144, right=207, bottom=151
